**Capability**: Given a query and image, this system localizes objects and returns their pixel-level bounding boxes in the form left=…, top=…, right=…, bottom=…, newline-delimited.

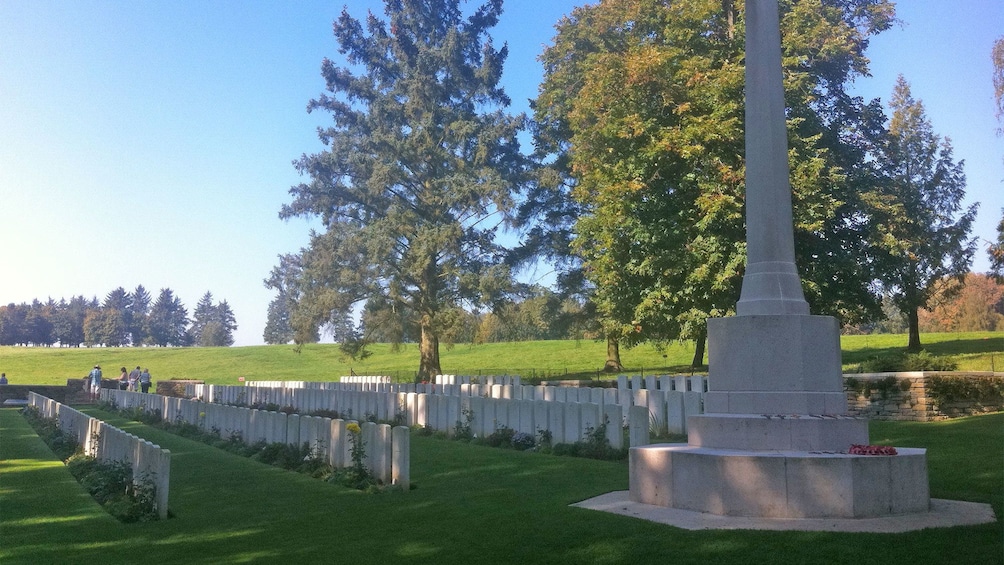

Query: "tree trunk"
left=906, top=307, right=922, bottom=352
left=603, top=335, right=624, bottom=373
left=691, top=328, right=707, bottom=367
left=418, top=319, right=441, bottom=381
left=722, top=0, right=735, bottom=40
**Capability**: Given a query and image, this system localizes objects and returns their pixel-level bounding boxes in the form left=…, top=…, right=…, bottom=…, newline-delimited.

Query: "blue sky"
left=1, top=1, right=1001, bottom=347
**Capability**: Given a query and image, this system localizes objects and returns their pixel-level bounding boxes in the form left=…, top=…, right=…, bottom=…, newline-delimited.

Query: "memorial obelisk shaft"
left=699, top=0, right=861, bottom=422
left=736, top=0, right=809, bottom=316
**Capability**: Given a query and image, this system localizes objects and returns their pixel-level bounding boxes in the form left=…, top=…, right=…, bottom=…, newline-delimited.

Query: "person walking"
left=128, top=366, right=141, bottom=391
left=88, top=365, right=102, bottom=400
left=118, top=367, right=129, bottom=390
left=140, top=368, right=152, bottom=393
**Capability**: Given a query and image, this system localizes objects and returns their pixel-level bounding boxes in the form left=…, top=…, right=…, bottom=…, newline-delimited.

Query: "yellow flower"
left=346, top=422, right=361, bottom=434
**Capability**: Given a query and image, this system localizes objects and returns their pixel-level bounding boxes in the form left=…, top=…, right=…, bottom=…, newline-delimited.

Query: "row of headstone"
left=617, top=374, right=708, bottom=393
left=339, top=375, right=392, bottom=384
left=28, top=392, right=171, bottom=518
left=433, top=374, right=521, bottom=386
left=102, top=389, right=409, bottom=488
left=245, top=380, right=393, bottom=393
left=189, top=381, right=704, bottom=441
left=247, top=374, right=708, bottom=395
left=236, top=380, right=705, bottom=410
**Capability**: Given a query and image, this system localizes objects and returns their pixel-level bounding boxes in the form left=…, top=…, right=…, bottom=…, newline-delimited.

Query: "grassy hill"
left=0, top=331, right=1000, bottom=386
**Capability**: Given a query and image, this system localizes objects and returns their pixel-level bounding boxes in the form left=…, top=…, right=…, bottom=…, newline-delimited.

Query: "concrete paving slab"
left=572, top=491, right=996, bottom=533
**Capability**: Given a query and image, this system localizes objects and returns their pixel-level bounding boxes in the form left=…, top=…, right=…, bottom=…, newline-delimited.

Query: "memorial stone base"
left=629, top=444, right=929, bottom=518
left=628, top=313, right=932, bottom=521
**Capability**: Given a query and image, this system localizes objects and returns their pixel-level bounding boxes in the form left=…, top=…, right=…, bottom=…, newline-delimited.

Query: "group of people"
left=84, top=365, right=152, bottom=398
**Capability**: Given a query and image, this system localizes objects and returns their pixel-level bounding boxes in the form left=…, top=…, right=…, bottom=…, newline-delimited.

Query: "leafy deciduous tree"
left=918, top=273, right=1004, bottom=333
left=533, top=0, right=892, bottom=368
left=989, top=37, right=1004, bottom=280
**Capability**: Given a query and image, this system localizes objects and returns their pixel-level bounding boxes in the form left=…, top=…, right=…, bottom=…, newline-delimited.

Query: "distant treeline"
left=0, top=286, right=236, bottom=348
left=846, top=273, right=1004, bottom=335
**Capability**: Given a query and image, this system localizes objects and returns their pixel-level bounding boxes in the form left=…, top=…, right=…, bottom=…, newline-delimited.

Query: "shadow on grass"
left=5, top=407, right=1002, bottom=565
left=921, top=337, right=1004, bottom=356
left=841, top=337, right=1004, bottom=368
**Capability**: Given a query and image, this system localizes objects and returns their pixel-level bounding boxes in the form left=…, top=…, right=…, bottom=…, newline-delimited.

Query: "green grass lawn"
left=1, top=331, right=1001, bottom=386
left=2, top=408, right=1001, bottom=564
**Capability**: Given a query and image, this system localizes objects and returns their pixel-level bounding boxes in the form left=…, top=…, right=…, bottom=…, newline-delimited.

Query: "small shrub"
left=309, top=409, right=343, bottom=420
left=927, top=375, right=1004, bottom=405
left=21, top=406, right=81, bottom=460
left=454, top=407, right=474, bottom=441
left=903, top=351, right=958, bottom=371
left=485, top=425, right=515, bottom=448
left=536, top=428, right=553, bottom=451
left=390, top=409, right=408, bottom=428
left=67, top=456, right=159, bottom=523
left=511, top=432, right=535, bottom=451
left=860, top=350, right=958, bottom=373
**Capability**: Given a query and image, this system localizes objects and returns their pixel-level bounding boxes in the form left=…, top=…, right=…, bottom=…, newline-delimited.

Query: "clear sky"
left=2, top=1, right=1001, bottom=347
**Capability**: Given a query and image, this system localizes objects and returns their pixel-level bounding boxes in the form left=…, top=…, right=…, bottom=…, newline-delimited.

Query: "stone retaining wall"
left=156, top=380, right=204, bottom=397
left=845, top=372, right=1004, bottom=421
left=2, top=384, right=72, bottom=404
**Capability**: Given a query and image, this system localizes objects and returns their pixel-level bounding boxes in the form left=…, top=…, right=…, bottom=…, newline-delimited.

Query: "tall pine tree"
left=280, top=0, right=530, bottom=378
left=870, top=76, right=977, bottom=351
left=147, top=289, right=190, bottom=347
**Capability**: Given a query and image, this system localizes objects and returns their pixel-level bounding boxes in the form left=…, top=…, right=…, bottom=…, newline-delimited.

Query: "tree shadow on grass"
left=841, top=337, right=1004, bottom=368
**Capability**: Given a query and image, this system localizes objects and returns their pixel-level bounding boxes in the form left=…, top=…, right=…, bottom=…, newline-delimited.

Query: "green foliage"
left=858, top=350, right=959, bottom=373
left=927, top=376, right=1004, bottom=405
left=533, top=0, right=894, bottom=361
left=106, top=401, right=393, bottom=492
left=535, top=428, right=553, bottom=450
left=551, top=420, right=625, bottom=461
left=338, top=333, right=373, bottom=363
left=483, top=425, right=517, bottom=448
left=453, top=406, right=474, bottom=441
left=66, top=455, right=160, bottom=523
left=20, top=407, right=159, bottom=522
left=147, top=288, right=191, bottom=347
left=870, top=76, right=978, bottom=352
left=276, top=0, right=531, bottom=379
left=190, top=292, right=237, bottom=347
left=19, top=406, right=81, bottom=461
left=845, top=375, right=905, bottom=400
left=990, top=209, right=1004, bottom=281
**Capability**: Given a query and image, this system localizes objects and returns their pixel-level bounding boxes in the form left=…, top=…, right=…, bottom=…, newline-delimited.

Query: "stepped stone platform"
left=573, top=492, right=996, bottom=532
left=629, top=444, right=929, bottom=519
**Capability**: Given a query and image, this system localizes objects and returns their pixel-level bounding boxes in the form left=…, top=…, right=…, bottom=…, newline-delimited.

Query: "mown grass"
left=2, top=408, right=1001, bottom=564
left=0, top=331, right=1000, bottom=386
